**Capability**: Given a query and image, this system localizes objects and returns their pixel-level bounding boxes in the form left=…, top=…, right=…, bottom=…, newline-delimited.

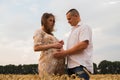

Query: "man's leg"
left=66, top=68, right=73, bottom=75
left=72, top=66, right=90, bottom=80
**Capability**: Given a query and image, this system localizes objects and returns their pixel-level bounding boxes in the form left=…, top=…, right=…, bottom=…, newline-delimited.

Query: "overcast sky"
left=0, top=0, right=120, bottom=65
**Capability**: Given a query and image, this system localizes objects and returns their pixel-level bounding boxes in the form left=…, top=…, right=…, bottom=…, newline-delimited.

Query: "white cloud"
left=103, top=0, right=120, bottom=5
left=29, top=4, right=39, bottom=14
left=0, top=37, right=39, bottom=65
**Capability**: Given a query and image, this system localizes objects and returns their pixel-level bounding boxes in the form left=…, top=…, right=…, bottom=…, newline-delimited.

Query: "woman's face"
left=47, top=16, right=55, bottom=30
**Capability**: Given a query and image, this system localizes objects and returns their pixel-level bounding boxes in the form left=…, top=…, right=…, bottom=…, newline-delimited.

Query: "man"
left=54, top=9, right=93, bottom=80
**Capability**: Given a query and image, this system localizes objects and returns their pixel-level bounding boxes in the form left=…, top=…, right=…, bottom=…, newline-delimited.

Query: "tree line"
left=94, top=60, right=120, bottom=74
left=0, top=60, right=120, bottom=74
left=0, top=64, right=38, bottom=74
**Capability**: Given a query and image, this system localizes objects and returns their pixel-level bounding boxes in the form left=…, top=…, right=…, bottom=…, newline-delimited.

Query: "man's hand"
left=54, top=50, right=66, bottom=59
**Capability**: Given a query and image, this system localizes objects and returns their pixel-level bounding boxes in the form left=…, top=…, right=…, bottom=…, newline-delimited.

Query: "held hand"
left=59, top=40, right=64, bottom=45
left=54, top=50, right=66, bottom=59
left=53, top=42, right=63, bottom=49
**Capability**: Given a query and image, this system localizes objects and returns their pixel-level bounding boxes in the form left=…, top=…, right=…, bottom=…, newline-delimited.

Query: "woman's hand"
left=52, top=42, right=63, bottom=49
left=59, top=40, right=64, bottom=45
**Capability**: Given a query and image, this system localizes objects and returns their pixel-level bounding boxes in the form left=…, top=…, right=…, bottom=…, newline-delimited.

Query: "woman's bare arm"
left=34, top=42, right=63, bottom=51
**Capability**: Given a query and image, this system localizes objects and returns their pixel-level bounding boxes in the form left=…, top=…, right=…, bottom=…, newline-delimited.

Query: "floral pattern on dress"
left=33, top=29, right=65, bottom=77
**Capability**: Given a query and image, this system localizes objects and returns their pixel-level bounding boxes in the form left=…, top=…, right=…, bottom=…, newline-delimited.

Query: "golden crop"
left=0, top=74, right=120, bottom=80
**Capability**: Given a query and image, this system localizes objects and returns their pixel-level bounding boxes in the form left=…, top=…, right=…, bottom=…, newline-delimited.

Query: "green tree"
left=93, top=63, right=98, bottom=74
left=98, top=60, right=112, bottom=74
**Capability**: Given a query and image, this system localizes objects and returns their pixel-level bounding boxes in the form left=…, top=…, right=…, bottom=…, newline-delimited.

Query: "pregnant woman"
left=33, top=13, right=65, bottom=78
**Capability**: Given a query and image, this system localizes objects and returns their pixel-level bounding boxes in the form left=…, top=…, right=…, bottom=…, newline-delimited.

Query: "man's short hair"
left=66, top=9, right=80, bottom=16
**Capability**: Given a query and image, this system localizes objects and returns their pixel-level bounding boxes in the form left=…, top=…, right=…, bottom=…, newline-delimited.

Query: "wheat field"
left=0, top=74, right=120, bottom=80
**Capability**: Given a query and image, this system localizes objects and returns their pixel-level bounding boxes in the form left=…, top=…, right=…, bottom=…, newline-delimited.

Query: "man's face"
left=66, top=13, right=78, bottom=26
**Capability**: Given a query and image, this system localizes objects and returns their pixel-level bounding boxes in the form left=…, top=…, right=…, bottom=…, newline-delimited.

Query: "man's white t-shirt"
left=67, top=21, right=93, bottom=73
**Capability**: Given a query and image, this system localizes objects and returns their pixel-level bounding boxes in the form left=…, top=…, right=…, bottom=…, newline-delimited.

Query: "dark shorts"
left=67, top=65, right=91, bottom=80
